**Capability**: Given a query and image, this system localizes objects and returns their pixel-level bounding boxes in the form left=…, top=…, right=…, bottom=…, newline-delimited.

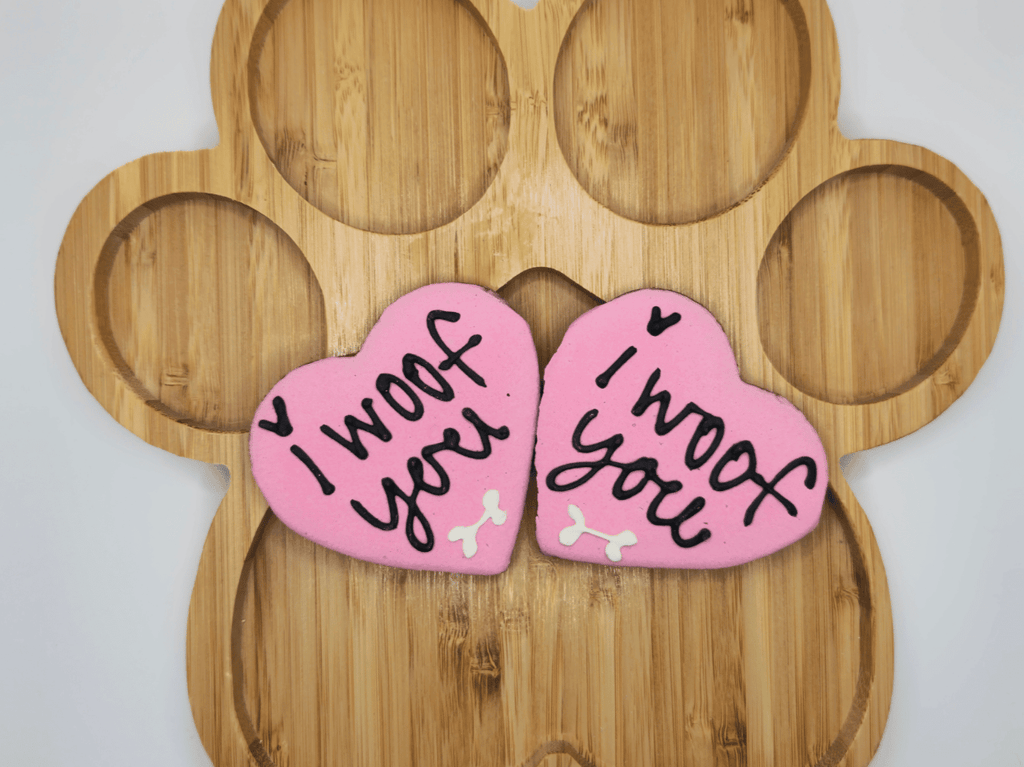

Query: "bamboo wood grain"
left=54, top=0, right=1004, bottom=765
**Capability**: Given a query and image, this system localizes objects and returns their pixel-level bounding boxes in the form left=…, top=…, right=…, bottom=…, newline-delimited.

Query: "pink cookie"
left=535, top=289, right=827, bottom=569
left=250, top=283, right=539, bottom=575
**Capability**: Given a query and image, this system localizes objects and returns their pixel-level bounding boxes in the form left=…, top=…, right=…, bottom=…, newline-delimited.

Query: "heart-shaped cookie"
left=536, top=289, right=828, bottom=568
left=250, top=283, right=539, bottom=574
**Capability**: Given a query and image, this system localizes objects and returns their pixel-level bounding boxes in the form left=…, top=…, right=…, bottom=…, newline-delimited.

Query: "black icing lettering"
left=406, top=505, right=434, bottom=554
left=276, top=307, right=511, bottom=555
left=546, top=410, right=709, bottom=549
left=546, top=409, right=625, bottom=492
left=709, top=441, right=758, bottom=491
left=595, top=346, right=637, bottom=389
left=290, top=445, right=335, bottom=495
left=550, top=358, right=819, bottom=547
left=647, top=491, right=711, bottom=548
left=365, top=477, right=435, bottom=553
left=546, top=409, right=681, bottom=499
left=408, top=454, right=449, bottom=496
left=742, top=456, right=818, bottom=527
left=685, top=414, right=725, bottom=470
left=443, top=408, right=511, bottom=457
left=611, top=459, right=657, bottom=499
left=349, top=407, right=510, bottom=553
left=402, top=353, right=455, bottom=401
left=376, top=373, right=424, bottom=421
left=647, top=306, right=682, bottom=336
left=351, top=480, right=401, bottom=531
left=427, top=309, right=486, bottom=387
left=258, top=396, right=293, bottom=437
left=320, top=398, right=392, bottom=460
left=709, top=443, right=818, bottom=527
left=632, top=370, right=726, bottom=468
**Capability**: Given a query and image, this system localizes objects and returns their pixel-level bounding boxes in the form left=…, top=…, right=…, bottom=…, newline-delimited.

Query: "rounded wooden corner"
left=55, top=152, right=271, bottom=463
left=754, top=139, right=1003, bottom=454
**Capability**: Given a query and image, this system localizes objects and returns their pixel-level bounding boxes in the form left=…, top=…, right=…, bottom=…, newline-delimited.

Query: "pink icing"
left=535, top=289, right=827, bottom=569
left=249, top=283, right=539, bottom=575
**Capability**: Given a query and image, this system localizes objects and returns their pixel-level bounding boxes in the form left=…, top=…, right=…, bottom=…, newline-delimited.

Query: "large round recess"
left=97, top=194, right=327, bottom=432
left=757, top=166, right=979, bottom=405
left=250, top=0, right=510, bottom=234
left=234, top=490, right=867, bottom=766
left=554, top=0, right=809, bottom=224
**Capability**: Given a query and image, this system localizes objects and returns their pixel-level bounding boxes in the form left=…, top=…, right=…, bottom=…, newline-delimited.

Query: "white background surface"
left=1, top=0, right=1021, bottom=764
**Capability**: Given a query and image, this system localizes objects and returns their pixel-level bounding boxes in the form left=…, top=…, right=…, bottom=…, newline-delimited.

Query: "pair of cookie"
left=250, top=283, right=827, bottom=574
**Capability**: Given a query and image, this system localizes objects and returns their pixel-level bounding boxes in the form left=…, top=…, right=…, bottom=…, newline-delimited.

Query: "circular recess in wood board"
left=95, top=194, right=327, bottom=432
left=249, top=0, right=510, bottom=235
left=234, top=489, right=868, bottom=767
left=757, top=166, right=980, bottom=405
left=553, top=0, right=810, bottom=225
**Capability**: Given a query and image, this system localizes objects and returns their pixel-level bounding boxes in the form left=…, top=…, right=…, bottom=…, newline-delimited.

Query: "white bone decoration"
left=448, top=489, right=508, bottom=558
left=558, top=505, right=638, bottom=563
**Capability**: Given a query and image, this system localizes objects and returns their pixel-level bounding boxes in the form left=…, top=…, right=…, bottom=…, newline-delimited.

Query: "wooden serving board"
left=54, top=0, right=1004, bottom=765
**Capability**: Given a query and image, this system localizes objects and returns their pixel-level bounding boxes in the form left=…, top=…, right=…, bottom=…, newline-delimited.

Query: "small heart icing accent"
left=646, top=305, right=681, bottom=336
left=535, top=289, right=828, bottom=569
left=249, top=283, right=539, bottom=574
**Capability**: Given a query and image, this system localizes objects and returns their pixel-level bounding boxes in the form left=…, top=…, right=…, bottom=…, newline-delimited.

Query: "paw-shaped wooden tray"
left=54, top=0, right=1004, bottom=764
